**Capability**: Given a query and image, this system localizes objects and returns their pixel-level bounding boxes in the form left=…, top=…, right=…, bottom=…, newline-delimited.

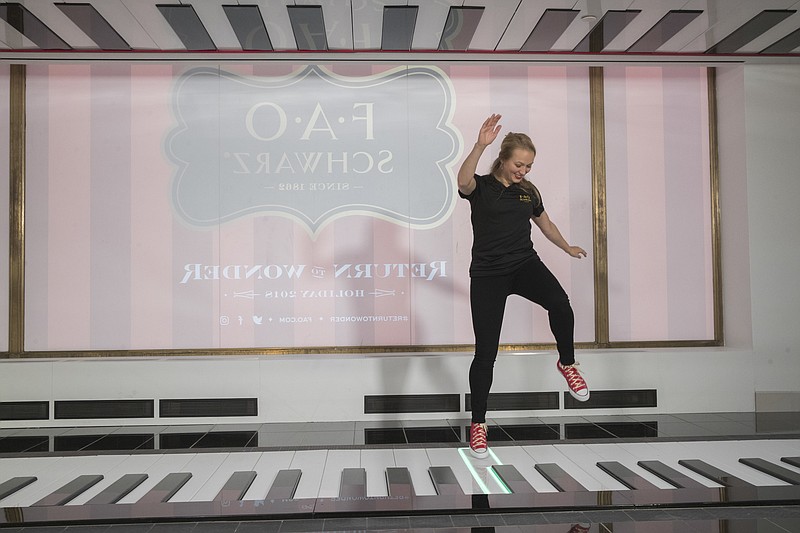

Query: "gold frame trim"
left=590, top=66, right=610, bottom=347
left=708, top=68, right=724, bottom=345
left=2, top=64, right=723, bottom=358
left=8, top=64, right=25, bottom=357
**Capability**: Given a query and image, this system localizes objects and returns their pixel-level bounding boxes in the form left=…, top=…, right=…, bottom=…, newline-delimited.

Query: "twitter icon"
left=252, top=315, right=263, bottom=325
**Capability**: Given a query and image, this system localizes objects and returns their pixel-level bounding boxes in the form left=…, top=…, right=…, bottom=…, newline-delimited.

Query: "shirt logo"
left=519, top=195, right=531, bottom=203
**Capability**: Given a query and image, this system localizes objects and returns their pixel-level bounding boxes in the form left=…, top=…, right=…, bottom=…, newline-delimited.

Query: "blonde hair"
left=490, top=132, right=540, bottom=199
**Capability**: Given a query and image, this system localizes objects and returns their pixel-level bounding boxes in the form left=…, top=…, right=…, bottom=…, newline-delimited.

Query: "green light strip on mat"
left=457, top=447, right=512, bottom=494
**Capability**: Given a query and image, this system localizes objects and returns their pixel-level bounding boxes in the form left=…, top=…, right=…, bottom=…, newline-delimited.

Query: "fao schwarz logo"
left=166, top=65, right=462, bottom=235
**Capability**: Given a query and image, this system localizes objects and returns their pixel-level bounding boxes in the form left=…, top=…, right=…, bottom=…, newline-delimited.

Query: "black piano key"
left=596, top=461, right=659, bottom=490
left=265, top=469, right=302, bottom=500
left=428, top=466, right=464, bottom=495
left=491, top=464, right=536, bottom=494
left=782, top=456, right=800, bottom=469
left=386, top=467, right=415, bottom=498
left=137, top=472, right=192, bottom=504
left=0, top=476, right=37, bottom=500
left=534, top=463, right=588, bottom=492
left=678, top=459, right=755, bottom=487
left=339, top=468, right=366, bottom=498
left=637, top=460, right=707, bottom=489
left=214, top=471, right=257, bottom=502
left=87, top=473, right=148, bottom=505
left=740, top=458, right=800, bottom=485
left=32, top=474, right=104, bottom=506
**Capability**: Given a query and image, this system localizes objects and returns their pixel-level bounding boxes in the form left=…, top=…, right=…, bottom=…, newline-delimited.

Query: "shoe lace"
left=561, top=362, right=587, bottom=390
left=471, top=423, right=487, bottom=448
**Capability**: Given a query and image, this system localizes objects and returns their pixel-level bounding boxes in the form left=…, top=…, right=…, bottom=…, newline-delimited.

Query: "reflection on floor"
left=0, top=509, right=799, bottom=533
left=1, top=412, right=799, bottom=532
left=2, top=412, right=799, bottom=453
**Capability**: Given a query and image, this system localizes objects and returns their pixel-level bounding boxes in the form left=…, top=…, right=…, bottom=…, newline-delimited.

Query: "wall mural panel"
left=18, top=62, right=710, bottom=353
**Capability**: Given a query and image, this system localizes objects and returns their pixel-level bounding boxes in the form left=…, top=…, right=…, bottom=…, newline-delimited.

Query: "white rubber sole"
left=568, top=389, right=590, bottom=402
left=469, top=446, right=489, bottom=459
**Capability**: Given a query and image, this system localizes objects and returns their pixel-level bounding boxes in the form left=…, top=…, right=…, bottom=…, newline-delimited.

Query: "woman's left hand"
left=566, top=246, right=587, bottom=258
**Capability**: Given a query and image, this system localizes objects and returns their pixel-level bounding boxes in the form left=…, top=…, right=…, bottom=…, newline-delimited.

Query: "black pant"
left=469, top=255, right=575, bottom=423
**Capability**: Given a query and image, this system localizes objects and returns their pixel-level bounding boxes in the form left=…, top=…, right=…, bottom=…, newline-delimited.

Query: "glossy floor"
left=2, top=412, right=799, bottom=453
left=1, top=412, right=799, bottom=532
left=1, top=506, right=799, bottom=532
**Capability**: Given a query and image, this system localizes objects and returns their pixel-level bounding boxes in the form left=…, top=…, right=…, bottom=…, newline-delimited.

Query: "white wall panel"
left=743, top=64, right=800, bottom=392
left=715, top=66, right=752, bottom=351
left=0, top=347, right=758, bottom=427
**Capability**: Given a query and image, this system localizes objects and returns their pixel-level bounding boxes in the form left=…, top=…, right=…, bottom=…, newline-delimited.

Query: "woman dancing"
left=458, top=114, right=590, bottom=458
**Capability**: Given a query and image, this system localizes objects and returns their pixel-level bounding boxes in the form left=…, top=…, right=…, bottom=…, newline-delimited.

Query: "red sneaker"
left=469, top=422, right=488, bottom=458
left=557, top=361, right=590, bottom=401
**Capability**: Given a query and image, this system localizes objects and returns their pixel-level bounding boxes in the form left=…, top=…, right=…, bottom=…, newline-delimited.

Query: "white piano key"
left=0, top=455, right=127, bottom=507
left=86, top=474, right=149, bottom=505
left=746, top=441, right=800, bottom=476
left=656, top=440, right=792, bottom=486
left=116, top=453, right=198, bottom=504
left=586, top=442, right=676, bottom=490
left=137, top=473, right=193, bottom=504
left=622, top=441, right=723, bottom=488
left=360, top=449, right=395, bottom=498
left=289, top=450, right=329, bottom=499
left=424, top=447, right=507, bottom=495
left=5, top=438, right=800, bottom=510
left=744, top=439, right=800, bottom=459
left=190, top=452, right=263, bottom=501
left=0, top=477, right=37, bottom=501
left=551, top=443, right=630, bottom=491
left=242, top=451, right=296, bottom=500
left=652, top=441, right=757, bottom=486
left=33, top=475, right=104, bottom=506
left=422, top=448, right=473, bottom=493
left=392, top=448, right=436, bottom=496
left=0, top=456, right=62, bottom=495
left=68, top=454, right=163, bottom=505
left=522, top=444, right=621, bottom=492
left=490, top=445, right=561, bottom=493
left=317, top=449, right=361, bottom=498
left=168, top=453, right=230, bottom=502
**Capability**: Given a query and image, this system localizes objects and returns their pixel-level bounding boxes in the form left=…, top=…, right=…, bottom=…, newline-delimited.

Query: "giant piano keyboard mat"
left=2, top=439, right=800, bottom=526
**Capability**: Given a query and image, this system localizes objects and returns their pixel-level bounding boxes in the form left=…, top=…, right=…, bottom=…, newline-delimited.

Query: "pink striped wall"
left=130, top=64, right=175, bottom=349
left=20, top=63, right=713, bottom=351
left=605, top=66, right=714, bottom=341
left=46, top=65, right=92, bottom=350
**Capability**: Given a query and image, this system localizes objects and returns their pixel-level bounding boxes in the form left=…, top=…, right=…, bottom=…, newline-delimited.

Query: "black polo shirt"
left=459, top=173, right=545, bottom=277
